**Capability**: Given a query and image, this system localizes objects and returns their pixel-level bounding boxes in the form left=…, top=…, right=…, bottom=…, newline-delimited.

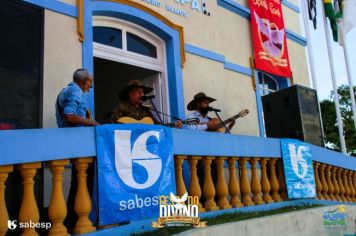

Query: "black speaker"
left=262, top=85, right=324, bottom=147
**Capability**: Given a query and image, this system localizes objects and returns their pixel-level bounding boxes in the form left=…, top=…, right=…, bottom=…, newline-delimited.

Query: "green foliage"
left=320, top=85, right=356, bottom=156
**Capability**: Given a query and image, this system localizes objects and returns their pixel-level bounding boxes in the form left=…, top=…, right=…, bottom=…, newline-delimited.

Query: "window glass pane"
left=127, top=32, right=157, bottom=58
left=93, top=26, right=122, bottom=49
left=0, top=0, right=42, bottom=129
left=265, top=77, right=278, bottom=91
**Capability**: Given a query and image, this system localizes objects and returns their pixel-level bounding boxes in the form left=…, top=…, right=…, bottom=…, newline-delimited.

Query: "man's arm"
left=63, top=89, right=98, bottom=126
left=186, top=113, right=209, bottom=131
left=64, top=114, right=97, bottom=126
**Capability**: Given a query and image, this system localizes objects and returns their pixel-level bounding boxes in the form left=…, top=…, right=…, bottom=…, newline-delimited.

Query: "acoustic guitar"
left=117, top=117, right=200, bottom=126
left=208, top=109, right=249, bottom=133
left=117, top=117, right=154, bottom=124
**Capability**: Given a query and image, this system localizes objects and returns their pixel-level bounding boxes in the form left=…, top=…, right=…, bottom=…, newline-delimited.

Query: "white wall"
left=42, top=10, right=82, bottom=128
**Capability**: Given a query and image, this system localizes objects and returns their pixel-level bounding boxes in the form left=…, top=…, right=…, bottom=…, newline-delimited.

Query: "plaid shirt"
left=109, top=101, right=159, bottom=124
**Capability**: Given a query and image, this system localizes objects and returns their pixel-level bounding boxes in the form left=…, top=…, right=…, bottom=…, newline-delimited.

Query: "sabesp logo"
left=8, top=220, right=17, bottom=230
left=288, top=144, right=308, bottom=179
left=114, top=130, right=162, bottom=189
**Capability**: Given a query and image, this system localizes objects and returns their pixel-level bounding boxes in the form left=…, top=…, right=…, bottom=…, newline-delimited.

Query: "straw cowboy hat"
left=118, top=80, right=153, bottom=100
left=187, top=92, right=216, bottom=111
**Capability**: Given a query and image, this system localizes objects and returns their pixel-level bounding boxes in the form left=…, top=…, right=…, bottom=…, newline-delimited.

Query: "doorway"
left=94, top=57, right=165, bottom=123
left=93, top=16, right=169, bottom=123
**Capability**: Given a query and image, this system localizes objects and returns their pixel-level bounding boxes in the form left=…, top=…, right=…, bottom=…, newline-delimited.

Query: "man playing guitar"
left=109, top=80, right=182, bottom=128
left=186, top=92, right=235, bottom=132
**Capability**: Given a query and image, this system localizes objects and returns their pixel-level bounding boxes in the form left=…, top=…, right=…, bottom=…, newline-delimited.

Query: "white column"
left=342, top=38, right=356, bottom=132
left=321, top=3, right=347, bottom=154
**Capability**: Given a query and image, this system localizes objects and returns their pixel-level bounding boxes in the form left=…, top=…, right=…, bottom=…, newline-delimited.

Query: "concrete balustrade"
left=325, top=165, right=335, bottom=201
left=0, top=165, right=13, bottom=236
left=269, top=159, right=282, bottom=202
left=202, top=156, right=218, bottom=211
left=188, top=156, right=204, bottom=212
left=227, top=158, right=243, bottom=208
left=310, top=162, right=356, bottom=203
left=313, top=162, right=323, bottom=199
left=174, top=157, right=356, bottom=217
left=0, top=155, right=355, bottom=235
left=260, top=159, right=274, bottom=204
left=250, top=158, right=264, bottom=205
left=0, top=158, right=97, bottom=236
left=72, top=158, right=96, bottom=234
left=48, top=160, right=69, bottom=236
left=17, top=162, right=41, bottom=236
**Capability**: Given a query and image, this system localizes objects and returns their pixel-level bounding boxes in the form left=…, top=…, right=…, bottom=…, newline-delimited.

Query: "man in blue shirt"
left=56, top=68, right=98, bottom=127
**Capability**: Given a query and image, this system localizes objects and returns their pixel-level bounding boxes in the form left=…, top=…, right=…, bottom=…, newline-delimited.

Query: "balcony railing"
left=0, top=126, right=355, bottom=235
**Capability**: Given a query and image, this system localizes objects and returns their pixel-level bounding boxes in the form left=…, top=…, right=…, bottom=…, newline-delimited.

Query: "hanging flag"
left=308, top=0, right=317, bottom=29
left=334, top=0, right=343, bottom=19
left=324, top=0, right=339, bottom=41
left=337, top=0, right=356, bottom=46
left=250, top=0, right=292, bottom=78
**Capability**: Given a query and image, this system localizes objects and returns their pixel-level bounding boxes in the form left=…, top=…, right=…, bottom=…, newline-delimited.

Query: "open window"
left=92, top=16, right=169, bottom=123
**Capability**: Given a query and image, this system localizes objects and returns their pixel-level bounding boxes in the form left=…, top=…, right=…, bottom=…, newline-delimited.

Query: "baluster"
left=216, top=158, right=231, bottom=209
left=277, top=160, right=288, bottom=200
left=342, top=169, right=351, bottom=202
left=73, top=158, right=96, bottom=234
left=260, top=159, right=273, bottom=203
left=325, top=165, right=335, bottom=201
left=269, top=159, right=282, bottom=202
left=337, top=168, right=346, bottom=202
left=17, top=162, right=41, bottom=236
left=202, top=157, right=218, bottom=211
left=314, top=162, right=323, bottom=200
left=228, top=158, right=243, bottom=208
left=48, top=160, right=69, bottom=236
left=331, top=166, right=340, bottom=201
left=250, top=159, right=264, bottom=205
left=239, top=158, right=254, bottom=206
left=174, top=156, right=187, bottom=197
left=347, top=171, right=355, bottom=202
left=0, top=165, right=13, bottom=236
left=188, top=156, right=204, bottom=212
left=319, top=164, right=329, bottom=200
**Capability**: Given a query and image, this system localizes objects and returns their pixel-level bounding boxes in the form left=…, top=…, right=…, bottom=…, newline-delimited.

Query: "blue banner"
left=281, top=139, right=316, bottom=199
left=96, top=124, right=176, bottom=225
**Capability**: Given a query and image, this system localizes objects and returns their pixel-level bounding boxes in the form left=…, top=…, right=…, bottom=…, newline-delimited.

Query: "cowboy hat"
left=118, top=80, right=153, bottom=100
left=187, top=92, right=216, bottom=111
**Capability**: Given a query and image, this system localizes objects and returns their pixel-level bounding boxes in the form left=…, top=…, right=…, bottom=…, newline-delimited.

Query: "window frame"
left=93, top=16, right=164, bottom=72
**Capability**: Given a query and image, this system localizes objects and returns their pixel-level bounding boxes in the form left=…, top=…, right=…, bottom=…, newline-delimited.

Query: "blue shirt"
left=56, top=82, right=87, bottom=127
left=186, top=111, right=210, bottom=131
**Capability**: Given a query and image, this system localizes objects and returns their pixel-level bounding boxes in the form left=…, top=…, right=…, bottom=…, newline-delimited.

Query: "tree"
left=320, top=85, right=356, bottom=156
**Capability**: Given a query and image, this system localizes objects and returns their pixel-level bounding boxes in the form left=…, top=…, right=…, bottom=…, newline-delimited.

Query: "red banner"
left=250, top=0, right=292, bottom=77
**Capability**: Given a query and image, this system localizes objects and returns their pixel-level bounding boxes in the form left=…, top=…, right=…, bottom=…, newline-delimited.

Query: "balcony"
left=0, top=126, right=355, bottom=235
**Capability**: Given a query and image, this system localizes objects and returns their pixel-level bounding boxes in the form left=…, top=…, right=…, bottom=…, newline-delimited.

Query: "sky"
left=297, top=0, right=356, bottom=100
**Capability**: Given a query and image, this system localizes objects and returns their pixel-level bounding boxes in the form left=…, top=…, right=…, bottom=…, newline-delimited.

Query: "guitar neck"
left=217, top=114, right=240, bottom=128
